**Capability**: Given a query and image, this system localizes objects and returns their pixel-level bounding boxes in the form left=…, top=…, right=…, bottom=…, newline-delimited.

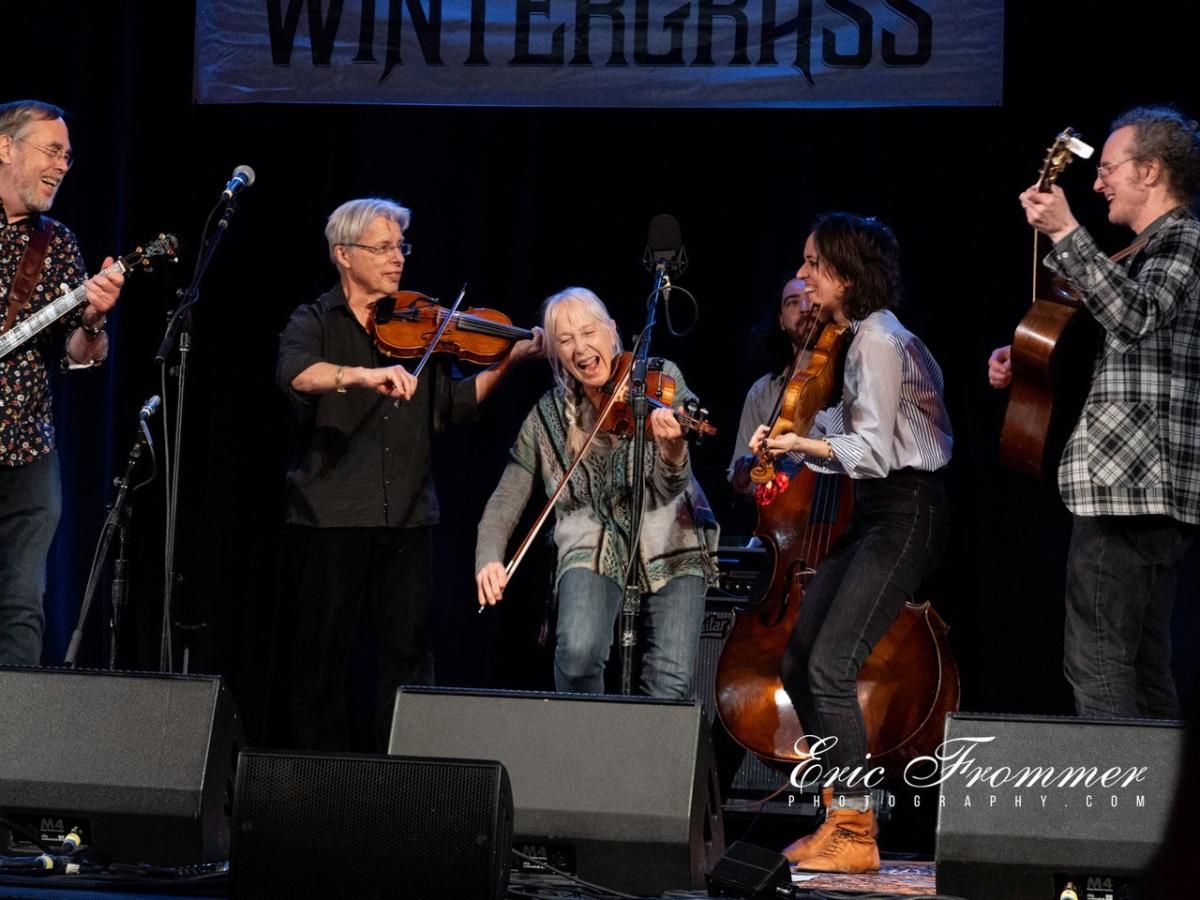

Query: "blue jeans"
left=554, top=568, right=705, bottom=699
left=780, top=470, right=948, bottom=781
left=1064, top=514, right=1196, bottom=719
left=0, top=451, right=62, bottom=666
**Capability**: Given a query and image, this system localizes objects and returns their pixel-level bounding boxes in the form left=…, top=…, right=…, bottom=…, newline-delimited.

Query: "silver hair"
left=0, top=100, right=66, bottom=141
left=540, top=287, right=623, bottom=455
left=324, top=197, right=411, bottom=264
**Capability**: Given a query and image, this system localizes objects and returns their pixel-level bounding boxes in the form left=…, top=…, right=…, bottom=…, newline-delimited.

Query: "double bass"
left=715, top=322, right=959, bottom=779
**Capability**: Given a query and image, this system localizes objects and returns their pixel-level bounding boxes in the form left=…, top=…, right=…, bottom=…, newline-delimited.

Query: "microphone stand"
left=618, top=261, right=671, bottom=696
left=64, top=415, right=154, bottom=669
left=154, top=195, right=240, bottom=672
left=110, top=504, right=130, bottom=670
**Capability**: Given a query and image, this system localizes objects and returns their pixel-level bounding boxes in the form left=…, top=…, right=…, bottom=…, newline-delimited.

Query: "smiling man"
left=0, top=99, right=124, bottom=666
left=991, top=106, right=1200, bottom=719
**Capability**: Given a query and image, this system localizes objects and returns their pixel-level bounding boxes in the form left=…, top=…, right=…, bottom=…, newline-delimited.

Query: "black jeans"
left=286, top=524, right=432, bottom=751
left=780, top=470, right=948, bottom=785
left=0, top=451, right=61, bottom=666
left=1064, top=514, right=1197, bottom=719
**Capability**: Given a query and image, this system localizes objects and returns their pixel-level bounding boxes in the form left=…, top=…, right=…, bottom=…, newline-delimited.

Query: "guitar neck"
left=0, top=259, right=125, bottom=359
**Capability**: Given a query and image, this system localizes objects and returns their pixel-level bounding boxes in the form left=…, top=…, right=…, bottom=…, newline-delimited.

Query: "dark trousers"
left=780, top=470, right=948, bottom=785
left=0, top=451, right=61, bottom=666
left=286, top=524, right=432, bottom=751
left=1064, top=513, right=1197, bottom=719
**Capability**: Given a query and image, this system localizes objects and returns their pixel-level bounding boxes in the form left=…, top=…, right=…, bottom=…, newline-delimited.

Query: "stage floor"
left=0, top=860, right=939, bottom=899
left=794, top=860, right=937, bottom=895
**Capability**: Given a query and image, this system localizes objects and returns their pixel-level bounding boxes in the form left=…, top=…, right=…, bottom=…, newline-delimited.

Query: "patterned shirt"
left=0, top=205, right=88, bottom=467
left=1047, top=210, right=1200, bottom=524
left=475, top=360, right=720, bottom=593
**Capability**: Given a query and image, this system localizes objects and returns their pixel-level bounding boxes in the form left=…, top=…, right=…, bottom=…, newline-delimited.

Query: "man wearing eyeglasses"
left=0, top=99, right=124, bottom=666
left=276, top=197, right=543, bottom=750
left=988, top=105, right=1200, bottom=719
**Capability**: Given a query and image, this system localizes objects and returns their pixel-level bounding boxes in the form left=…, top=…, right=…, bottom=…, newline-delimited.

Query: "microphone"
left=221, top=165, right=256, bottom=200
left=139, top=395, right=161, bottom=420
left=643, top=213, right=687, bottom=275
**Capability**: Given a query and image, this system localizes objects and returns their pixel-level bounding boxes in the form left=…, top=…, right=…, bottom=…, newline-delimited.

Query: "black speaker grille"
left=232, top=751, right=512, bottom=900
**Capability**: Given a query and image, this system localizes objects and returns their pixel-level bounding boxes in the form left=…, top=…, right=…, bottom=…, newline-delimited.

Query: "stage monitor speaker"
left=388, top=687, right=725, bottom=897
left=230, top=750, right=513, bottom=900
left=935, top=712, right=1183, bottom=900
left=0, top=667, right=241, bottom=865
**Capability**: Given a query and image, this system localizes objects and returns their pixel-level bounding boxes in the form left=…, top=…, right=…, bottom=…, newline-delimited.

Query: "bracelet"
left=334, top=365, right=348, bottom=393
left=824, top=439, right=836, bottom=462
left=80, top=318, right=106, bottom=337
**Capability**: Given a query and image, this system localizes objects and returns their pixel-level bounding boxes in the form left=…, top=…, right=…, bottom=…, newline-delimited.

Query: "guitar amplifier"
left=707, top=537, right=770, bottom=602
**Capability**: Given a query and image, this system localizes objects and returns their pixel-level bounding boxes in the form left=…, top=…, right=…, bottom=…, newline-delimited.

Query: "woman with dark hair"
left=750, top=212, right=953, bottom=873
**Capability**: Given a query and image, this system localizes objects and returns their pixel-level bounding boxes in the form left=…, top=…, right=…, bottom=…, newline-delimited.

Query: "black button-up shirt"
left=276, top=284, right=478, bottom=528
left=0, top=205, right=87, bottom=467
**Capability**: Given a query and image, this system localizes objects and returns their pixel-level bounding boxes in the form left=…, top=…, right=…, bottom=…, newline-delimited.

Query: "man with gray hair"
left=277, top=196, right=542, bottom=749
left=0, top=99, right=124, bottom=666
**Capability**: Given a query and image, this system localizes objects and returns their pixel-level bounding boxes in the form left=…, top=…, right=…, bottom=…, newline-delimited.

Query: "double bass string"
left=786, top=305, right=836, bottom=569
left=764, top=303, right=823, bottom=427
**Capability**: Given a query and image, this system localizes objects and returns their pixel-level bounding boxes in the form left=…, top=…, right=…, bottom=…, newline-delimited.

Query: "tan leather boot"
left=782, top=788, right=880, bottom=865
left=789, top=804, right=880, bottom=874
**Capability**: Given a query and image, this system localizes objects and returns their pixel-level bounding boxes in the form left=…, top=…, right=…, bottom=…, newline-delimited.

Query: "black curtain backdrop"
left=6, top=0, right=1198, bottom=745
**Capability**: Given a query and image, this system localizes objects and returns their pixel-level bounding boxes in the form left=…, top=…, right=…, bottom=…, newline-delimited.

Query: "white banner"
left=194, top=0, right=1004, bottom=108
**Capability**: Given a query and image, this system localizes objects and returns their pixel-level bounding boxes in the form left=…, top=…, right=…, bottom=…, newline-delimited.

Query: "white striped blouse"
left=797, top=309, right=953, bottom=479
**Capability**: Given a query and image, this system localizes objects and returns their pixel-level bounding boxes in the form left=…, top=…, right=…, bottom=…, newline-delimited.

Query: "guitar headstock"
left=121, top=233, right=180, bottom=272
left=1037, top=128, right=1095, bottom=192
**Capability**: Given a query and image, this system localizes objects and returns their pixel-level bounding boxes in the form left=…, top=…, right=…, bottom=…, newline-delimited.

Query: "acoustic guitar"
left=998, top=129, right=1098, bottom=480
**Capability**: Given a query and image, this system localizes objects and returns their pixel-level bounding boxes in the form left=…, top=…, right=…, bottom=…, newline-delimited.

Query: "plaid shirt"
left=1047, top=209, right=1200, bottom=524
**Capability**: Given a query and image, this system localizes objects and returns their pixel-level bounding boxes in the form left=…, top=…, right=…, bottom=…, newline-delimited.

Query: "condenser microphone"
left=643, top=213, right=686, bottom=274
left=221, top=165, right=256, bottom=200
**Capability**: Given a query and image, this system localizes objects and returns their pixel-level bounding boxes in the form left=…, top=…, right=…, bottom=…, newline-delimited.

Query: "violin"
left=750, top=321, right=849, bottom=501
left=594, top=352, right=717, bottom=439
left=371, top=290, right=532, bottom=365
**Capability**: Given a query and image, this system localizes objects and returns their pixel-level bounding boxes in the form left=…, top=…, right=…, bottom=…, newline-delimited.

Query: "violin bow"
left=478, top=365, right=633, bottom=613
left=412, top=283, right=468, bottom=379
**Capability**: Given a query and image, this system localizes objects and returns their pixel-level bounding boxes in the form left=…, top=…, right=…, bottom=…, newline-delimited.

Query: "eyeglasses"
left=1095, top=157, right=1135, bottom=180
left=18, top=137, right=74, bottom=169
left=342, top=241, right=411, bottom=257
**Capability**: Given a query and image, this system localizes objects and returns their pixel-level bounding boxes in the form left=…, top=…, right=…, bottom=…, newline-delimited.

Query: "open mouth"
left=575, top=354, right=602, bottom=378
